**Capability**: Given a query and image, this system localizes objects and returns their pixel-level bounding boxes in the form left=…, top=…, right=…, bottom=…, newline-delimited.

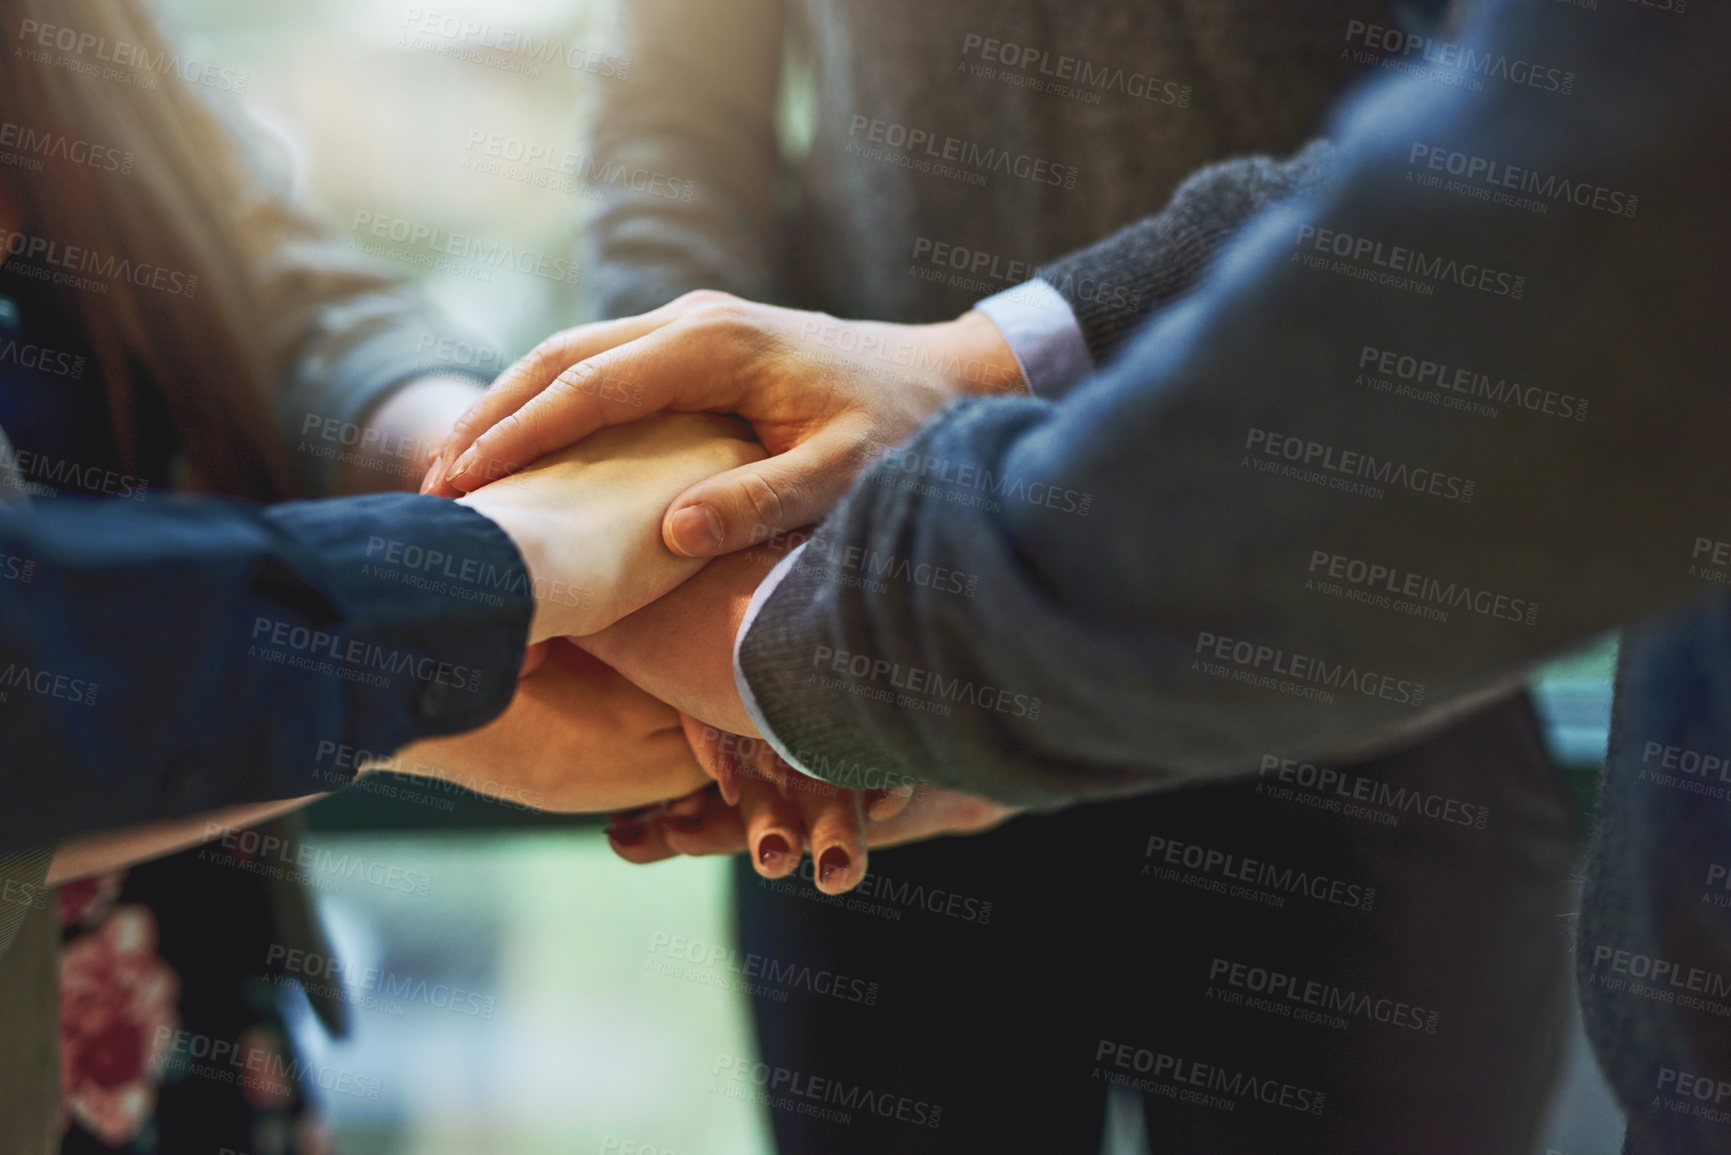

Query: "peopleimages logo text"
left=812, top=644, right=1043, bottom=719
left=0, top=227, right=197, bottom=297
left=846, top=116, right=1078, bottom=189
left=1145, top=835, right=1375, bottom=911
left=1294, top=225, right=1524, bottom=298
left=960, top=34, right=1191, bottom=106
left=16, top=19, right=250, bottom=92
left=1245, top=428, right=1475, bottom=503
left=1194, top=630, right=1426, bottom=707
left=1342, top=20, right=1575, bottom=94
left=249, top=617, right=482, bottom=692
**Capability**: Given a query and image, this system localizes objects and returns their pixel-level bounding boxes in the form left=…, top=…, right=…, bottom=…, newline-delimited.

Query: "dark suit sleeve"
left=739, top=0, right=1719, bottom=806
left=0, top=492, right=532, bottom=851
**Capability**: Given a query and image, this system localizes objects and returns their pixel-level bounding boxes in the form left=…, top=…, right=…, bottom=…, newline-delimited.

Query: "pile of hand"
left=388, top=292, right=1026, bottom=893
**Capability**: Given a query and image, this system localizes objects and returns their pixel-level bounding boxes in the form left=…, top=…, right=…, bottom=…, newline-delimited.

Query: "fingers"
left=661, top=793, right=749, bottom=856
left=603, top=800, right=679, bottom=864
left=437, top=312, right=753, bottom=496
left=864, top=783, right=917, bottom=821
left=857, top=787, right=1020, bottom=851
left=609, top=724, right=868, bottom=893
left=681, top=715, right=742, bottom=805
left=422, top=314, right=670, bottom=496
left=743, top=742, right=865, bottom=891
left=663, top=425, right=871, bottom=557
left=787, top=767, right=866, bottom=894
left=604, top=788, right=747, bottom=862
left=735, top=772, right=805, bottom=879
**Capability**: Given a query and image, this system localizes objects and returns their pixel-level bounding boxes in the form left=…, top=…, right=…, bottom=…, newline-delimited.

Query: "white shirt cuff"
left=733, top=542, right=827, bottom=780
left=972, top=278, right=1093, bottom=398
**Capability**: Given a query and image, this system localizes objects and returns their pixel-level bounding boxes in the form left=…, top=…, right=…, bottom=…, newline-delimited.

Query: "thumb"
left=662, top=431, right=865, bottom=557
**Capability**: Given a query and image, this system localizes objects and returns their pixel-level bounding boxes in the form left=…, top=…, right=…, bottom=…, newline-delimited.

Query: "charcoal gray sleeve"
left=581, top=0, right=787, bottom=319
left=1036, top=140, right=1337, bottom=370
left=740, top=0, right=1719, bottom=807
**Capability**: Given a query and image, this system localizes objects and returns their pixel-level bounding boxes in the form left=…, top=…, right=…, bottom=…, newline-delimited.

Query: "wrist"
left=935, top=311, right=1029, bottom=398
left=455, top=491, right=562, bottom=644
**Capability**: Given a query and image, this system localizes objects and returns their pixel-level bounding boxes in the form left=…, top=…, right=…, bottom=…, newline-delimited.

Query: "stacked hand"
left=605, top=721, right=1019, bottom=890
left=424, top=290, right=1026, bottom=551
left=422, top=293, right=1027, bottom=892
left=374, top=412, right=760, bottom=816
left=454, top=411, right=763, bottom=643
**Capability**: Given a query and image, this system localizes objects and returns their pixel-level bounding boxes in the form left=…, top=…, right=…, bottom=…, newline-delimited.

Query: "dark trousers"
left=734, top=692, right=1578, bottom=1154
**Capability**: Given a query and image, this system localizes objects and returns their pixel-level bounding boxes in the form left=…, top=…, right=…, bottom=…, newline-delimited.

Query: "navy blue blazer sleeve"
left=0, top=492, right=533, bottom=851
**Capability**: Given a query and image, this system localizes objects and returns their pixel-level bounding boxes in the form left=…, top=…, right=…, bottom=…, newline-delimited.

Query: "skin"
left=603, top=776, right=1022, bottom=886
left=43, top=413, right=756, bottom=882
left=424, top=291, right=1027, bottom=556
left=422, top=292, right=1031, bottom=893
left=457, top=413, right=764, bottom=642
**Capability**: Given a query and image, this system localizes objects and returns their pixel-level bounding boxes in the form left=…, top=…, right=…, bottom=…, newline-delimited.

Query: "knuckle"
left=733, top=471, right=788, bottom=539
left=471, top=419, right=522, bottom=478
left=683, top=298, right=765, bottom=344
left=528, top=331, right=578, bottom=372
left=548, top=358, right=596, bottom=394
left=444, top=409, right=484, bottom=444
left=674, top=288, right=736, bottom=312
left=545, top=359, right=611, bottom=409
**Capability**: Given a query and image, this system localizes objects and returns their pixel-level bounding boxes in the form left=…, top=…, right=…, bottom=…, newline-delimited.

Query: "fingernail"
left=757, top=834, right=790, bottom=867
left=818, top=846, right=850, bottom=885
left=667, top=815, right=705, bottom=834
left=419, top=454, right=443, bottom=494
left=610, top=805, right=656, bottom=824
left=444, top=448, right=475, bottom=488
left=667, top=505, right=723, bottom=557
left=606, top=823, right=648, bottom=846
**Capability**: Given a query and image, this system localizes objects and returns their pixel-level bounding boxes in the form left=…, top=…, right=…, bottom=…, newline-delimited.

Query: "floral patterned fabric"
left=56, top=844, right=339, bottom=1155
left=58, top=890, right=178, bottom=1144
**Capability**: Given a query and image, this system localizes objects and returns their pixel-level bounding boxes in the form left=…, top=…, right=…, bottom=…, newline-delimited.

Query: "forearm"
left=334, top=374, right=485, bottom=495
left=244, top=179, right=495, bottom=496
left=47, top=795, right=322, bottom=885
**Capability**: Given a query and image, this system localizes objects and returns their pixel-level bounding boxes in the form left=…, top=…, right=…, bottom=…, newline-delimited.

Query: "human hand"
left=571, top=538, right=782, bottom=737
left=456, top=412, right=764, bottom=643
left=603, top=725, right=1020, bottom=895
left=373, top=639, right=707, bottom=813
left=424, top=291, right=1026, bottom=556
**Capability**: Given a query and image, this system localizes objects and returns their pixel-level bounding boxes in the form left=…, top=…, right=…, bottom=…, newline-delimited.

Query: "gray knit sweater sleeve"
left=1036, top=140, right=1336, bottom=366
